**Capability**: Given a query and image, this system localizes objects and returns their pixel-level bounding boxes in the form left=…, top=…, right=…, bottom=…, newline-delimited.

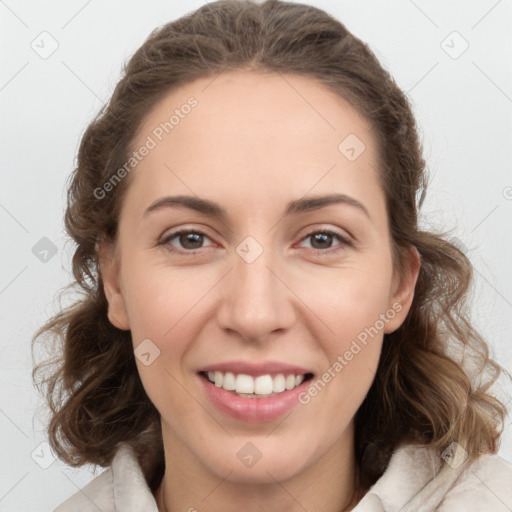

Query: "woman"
left=34, top=0, right=512, bottom=510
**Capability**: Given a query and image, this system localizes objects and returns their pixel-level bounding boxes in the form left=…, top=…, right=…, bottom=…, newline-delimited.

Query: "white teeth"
left=235, top=374, right=254, bottom=394
left=273, top=374, right=286, bottom=393
left=254, top=375, right=273, bottom=395
left=205, top=371, right=308, bottom=396
left=223, top=372, right=236, bottom=391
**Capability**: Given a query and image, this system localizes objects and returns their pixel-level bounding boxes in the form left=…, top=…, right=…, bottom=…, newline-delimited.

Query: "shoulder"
left=53, top=445, right=159, bottom=512
left=438, top=451, right=512, bottom=511
left=54, top=467, right=114, bottom=512
left=354, top=443, right=512, bottom=512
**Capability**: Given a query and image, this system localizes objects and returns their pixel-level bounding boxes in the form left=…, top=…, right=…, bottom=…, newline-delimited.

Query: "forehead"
left=124, top=70, right=384, bottom=218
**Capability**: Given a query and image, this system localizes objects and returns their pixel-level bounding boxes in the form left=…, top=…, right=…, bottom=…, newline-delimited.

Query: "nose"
left=216, top=245, right=297, bottom=343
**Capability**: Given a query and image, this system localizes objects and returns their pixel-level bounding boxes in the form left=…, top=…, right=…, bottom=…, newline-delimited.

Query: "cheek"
left=121, top=260, right=213, bottom=418
left=306, top=281, right=387, bottom=391
left=294, top=260, right=395, bottom=346
left=120, top=253, right=214, bottom=343
left=119, top=256, right=225, bottom=412
left=290, top=258, right=394, bottom=413
left=294, top=268, right=390, bottom=431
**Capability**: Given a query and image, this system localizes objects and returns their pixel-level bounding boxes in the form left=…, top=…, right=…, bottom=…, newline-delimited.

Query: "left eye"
left=298, top=230, right=349, bottom=251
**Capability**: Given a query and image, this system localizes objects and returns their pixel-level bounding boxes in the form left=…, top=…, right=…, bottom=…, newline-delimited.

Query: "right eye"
left=159, top=229, right=215, bottom=252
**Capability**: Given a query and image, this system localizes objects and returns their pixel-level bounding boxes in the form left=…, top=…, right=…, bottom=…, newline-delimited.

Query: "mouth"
left=197, top=366, right=315, bottom=422
left=199, top=370, right=314, bottom=398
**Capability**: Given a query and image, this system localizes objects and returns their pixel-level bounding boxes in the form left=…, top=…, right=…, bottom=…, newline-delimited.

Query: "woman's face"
left=101, top=70, right=419, bottom=485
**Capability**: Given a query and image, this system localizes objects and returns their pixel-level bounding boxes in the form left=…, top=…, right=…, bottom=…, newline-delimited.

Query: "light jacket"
left=55, top=442, right=512, bottom=511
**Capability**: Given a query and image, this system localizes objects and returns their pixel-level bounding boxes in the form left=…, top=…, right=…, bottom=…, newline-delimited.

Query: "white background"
left=1, top=1, right=511, bottom=510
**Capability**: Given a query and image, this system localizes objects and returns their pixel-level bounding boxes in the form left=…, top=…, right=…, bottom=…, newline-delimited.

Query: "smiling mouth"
left=199, top=370, right=314, bottom=398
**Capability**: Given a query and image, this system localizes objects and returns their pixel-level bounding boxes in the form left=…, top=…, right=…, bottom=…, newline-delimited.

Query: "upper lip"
left=199, top=360, right=314, bottom=377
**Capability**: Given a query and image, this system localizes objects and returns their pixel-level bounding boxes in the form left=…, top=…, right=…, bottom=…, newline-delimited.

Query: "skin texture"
left=100, top=70, right=420, bottom=512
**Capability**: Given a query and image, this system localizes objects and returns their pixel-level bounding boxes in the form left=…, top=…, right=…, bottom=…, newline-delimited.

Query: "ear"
left=384, top=246, right=421, bottom=334
left=98, top=240, right=130, bottom=331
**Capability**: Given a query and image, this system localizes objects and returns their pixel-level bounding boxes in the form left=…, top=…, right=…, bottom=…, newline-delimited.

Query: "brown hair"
left=33, top=0, right=510, bottom=493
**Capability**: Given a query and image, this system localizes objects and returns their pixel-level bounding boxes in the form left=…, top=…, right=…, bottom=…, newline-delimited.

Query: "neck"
left=155, top=421, right=360, bottom=512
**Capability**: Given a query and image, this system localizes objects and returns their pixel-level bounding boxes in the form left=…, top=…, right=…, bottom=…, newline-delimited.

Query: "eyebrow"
left=143, top=193, right=370, bottom=219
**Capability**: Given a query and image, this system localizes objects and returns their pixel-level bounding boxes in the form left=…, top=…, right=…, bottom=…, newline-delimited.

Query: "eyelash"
left=158, top=228, right=352, bottom=255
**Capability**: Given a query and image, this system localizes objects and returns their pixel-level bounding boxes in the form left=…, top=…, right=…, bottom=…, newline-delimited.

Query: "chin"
left=197, top=435, right=314, bottom=485
left=214, top=456, right=306, bottom=485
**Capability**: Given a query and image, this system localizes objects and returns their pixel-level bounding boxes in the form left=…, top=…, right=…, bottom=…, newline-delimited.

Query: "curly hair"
left=33, top=0, right=509, bottom=494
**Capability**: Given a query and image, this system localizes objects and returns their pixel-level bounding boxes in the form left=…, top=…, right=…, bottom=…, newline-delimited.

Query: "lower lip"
left=199, top=374, right=311, bottom=422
